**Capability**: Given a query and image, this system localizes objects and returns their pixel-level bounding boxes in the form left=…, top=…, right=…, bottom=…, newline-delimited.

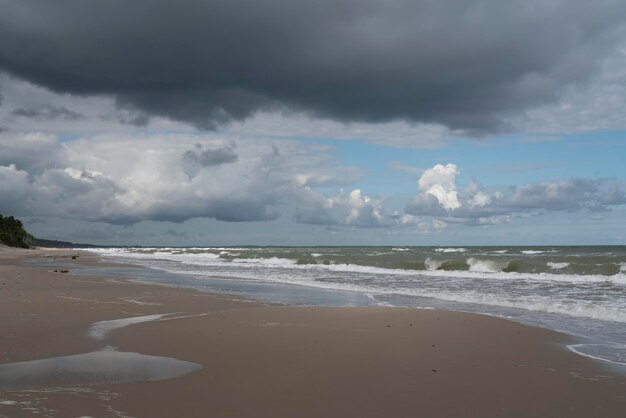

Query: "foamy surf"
left=466, top=257, right=511, bottom=273
left=548, top=262, right=570, bottom=270
left=521, top=249, right=558, bottom=255
left=435, top=247, right=467, bottom=253
left=89, top=247, right=626, bottom=285
left=232, top=257, right=298, bottom=267
left=567, top=344, right=626, bottom=367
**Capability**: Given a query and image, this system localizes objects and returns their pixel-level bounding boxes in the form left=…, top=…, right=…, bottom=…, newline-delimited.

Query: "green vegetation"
left=0, top=214, right=34, bottom=248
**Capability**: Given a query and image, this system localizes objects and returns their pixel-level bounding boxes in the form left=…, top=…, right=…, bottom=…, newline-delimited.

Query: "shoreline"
left=1, top=247, right=625, bottom=417
left=82, top=246, right=626, bottom=368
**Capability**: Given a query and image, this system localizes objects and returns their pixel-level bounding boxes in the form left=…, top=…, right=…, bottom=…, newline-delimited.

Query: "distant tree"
left=0, top=214, right=34, bottom=248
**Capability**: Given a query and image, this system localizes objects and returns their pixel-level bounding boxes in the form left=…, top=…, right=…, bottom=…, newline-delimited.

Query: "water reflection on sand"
left=0, top=347, right=201, bottom=391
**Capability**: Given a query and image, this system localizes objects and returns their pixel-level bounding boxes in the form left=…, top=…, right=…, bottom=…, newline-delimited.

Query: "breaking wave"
left=435, top=247, right=467, bottom=253
left=548, top=262, right=570, bottom=270
left=232, top=257, right=297, bottom=267
left=521, top=249, right=557, bottom=255
left=466, top=257, right=515, bottom=273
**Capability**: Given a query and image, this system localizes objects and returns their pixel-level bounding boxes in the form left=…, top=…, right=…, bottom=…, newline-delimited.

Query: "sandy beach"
left=1, top=247, right=625, bottom=417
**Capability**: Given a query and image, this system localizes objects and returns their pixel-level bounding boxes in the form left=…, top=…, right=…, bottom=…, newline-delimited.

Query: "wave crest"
left=435, top=247, right=467, bottom=253
left=467, top=257, right=513, bottom=273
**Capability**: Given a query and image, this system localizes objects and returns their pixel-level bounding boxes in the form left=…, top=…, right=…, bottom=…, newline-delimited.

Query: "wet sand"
left=1, top=248, right=625, bottom=417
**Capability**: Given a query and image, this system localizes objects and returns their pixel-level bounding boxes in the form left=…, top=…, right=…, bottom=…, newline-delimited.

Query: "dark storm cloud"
left=183, top=144, right=238, bottom=168
left=114, top=105, right=151, bottom=127
left=182, top=143, right=238, bottom=179
left=11, top=105, right=85, bottom=121
left=1, top=1, right=625, bottom=134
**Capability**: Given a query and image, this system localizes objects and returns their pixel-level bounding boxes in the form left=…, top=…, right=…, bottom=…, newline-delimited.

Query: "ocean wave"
left=424, top=257, right=444, bottom=271
left=467, top=257, right=512, bottom=273
left=229, top=256, right=624, bottom=285
left=402, top=290, right=626, bottom=323
left=92, top=248, right=626, bottom=286
left=547, top=262, right=570, bottom=270
left=190, top=268, right=626, bottom=323
left=520, top=250, right=557, bottom=255
left=351, top=282, right=625, bottom=323
left=232, top=257, right=297, bottom=267
left=88, top=247, right=626, bottom=325
left=220, top=252, right=240, bottom=257
left=427, top=257, right=517, bottom=274
left=435, top=247, right=467, bottom=253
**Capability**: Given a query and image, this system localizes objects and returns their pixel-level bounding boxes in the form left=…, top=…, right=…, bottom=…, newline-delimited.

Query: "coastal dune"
left=0, top=249, right=624, bottom=417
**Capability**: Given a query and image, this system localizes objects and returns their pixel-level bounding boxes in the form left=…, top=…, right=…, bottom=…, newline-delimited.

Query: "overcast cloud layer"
left=2, top=1, right=626, bottom=134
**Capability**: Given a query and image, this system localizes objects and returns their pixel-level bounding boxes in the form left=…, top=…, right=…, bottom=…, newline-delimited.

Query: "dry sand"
left=0, top=248, right=624, bottom=417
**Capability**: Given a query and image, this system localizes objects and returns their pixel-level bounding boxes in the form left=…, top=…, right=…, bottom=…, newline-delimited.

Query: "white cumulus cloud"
left=417, top=163, right=461, bottom=210
left=293, top=188, right=392, bottom=228
left=407, top=163, right=626, bottom=226
left=0, top=133, right=364, bottom=224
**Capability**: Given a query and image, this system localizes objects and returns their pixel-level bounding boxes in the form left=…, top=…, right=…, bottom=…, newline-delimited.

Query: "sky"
left=1, top=0, right=625, bottom=246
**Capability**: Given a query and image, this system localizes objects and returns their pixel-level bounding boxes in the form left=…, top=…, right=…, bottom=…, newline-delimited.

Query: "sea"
left=87, top=246, right=626, bottom=368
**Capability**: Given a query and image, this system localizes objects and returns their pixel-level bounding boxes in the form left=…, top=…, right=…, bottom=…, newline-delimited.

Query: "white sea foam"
left=493, top=250, right=508, bottom=254
left=120, top=298, right=161, bottom=306
left=88, top=313, right=172, bottom=340
left=179, top=267, right=626, bottom=323
left=178, top=255, right=222, bottom=267
left=521, top=250, right=557, bottom=255
left=441, top=264, right=615, bottom=285
left=132, top=251, right=224, bottom=267
left=189, top=256, right=625, bottom=288
left=409, top=291, right=626, bottom=323
left=466, top=257, right=510, bottom=273
left=232, top=257, right=297, bottom=267
left=92, top=247, right=626, bottom=286
left=567, top=344, right=626, bottom=366
left=435, top=247, right=466, bottom=253
left=547, top=262, right=570, bottom=270
left=424, top=257, right=444, bottom=271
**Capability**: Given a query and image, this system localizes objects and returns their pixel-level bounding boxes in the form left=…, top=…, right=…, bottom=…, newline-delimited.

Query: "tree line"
left=0, top=214, right=33, bottom=248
